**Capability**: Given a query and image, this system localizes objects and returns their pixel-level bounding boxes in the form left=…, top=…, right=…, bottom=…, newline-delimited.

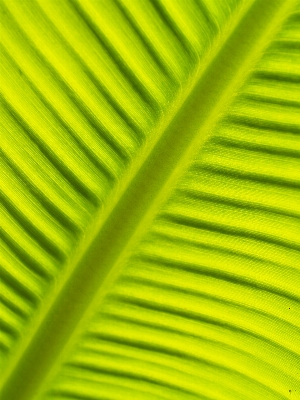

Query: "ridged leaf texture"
left=1, top=0, right=300, bottom=399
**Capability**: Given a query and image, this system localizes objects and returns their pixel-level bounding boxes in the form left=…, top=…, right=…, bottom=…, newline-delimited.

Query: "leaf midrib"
left=1, top=0, right=296, bottom=398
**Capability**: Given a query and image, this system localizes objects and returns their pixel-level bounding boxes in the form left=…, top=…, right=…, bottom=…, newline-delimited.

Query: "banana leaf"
left=1, top=0, right=300, bottom=399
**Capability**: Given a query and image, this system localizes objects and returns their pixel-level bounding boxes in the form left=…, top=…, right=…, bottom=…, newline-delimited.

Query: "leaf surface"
left=0, top=0, right=300, bottom=399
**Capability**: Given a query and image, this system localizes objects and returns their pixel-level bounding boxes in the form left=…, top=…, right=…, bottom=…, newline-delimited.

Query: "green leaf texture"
left=0, top=0, right=300, bottom=399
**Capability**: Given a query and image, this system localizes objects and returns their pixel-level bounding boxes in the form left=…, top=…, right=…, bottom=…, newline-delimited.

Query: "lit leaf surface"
left=0, top=0, right=300, bottom=399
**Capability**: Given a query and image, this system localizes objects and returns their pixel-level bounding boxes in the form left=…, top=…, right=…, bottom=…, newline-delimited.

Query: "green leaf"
left=1, top=0, right=300, bottom=399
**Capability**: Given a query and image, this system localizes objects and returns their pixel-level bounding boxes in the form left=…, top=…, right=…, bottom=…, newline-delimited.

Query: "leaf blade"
left=0, top=0, right=297, bottom=398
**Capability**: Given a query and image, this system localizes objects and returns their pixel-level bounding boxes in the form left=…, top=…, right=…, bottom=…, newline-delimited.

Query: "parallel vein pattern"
left=0, top=0, right=241, bottom=371
left=43, top=5, right=300, bottom=400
